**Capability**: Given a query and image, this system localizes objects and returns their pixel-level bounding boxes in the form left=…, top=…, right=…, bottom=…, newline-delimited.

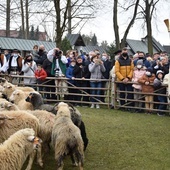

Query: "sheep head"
left=56, top=102, right=71, bottom=118
left=27, top=136, right=43, bottom=150
left=0, top=114, right=15, bottom=125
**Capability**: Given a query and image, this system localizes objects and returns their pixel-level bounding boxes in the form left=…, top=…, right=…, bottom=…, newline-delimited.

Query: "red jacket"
left=35, top=68, right=47, bottom=81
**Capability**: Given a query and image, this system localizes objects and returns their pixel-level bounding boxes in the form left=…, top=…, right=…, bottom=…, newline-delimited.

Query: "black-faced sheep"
left=0, top=128, right=42, bottom=170
left=25, top=92, right=56, bottom=114
left=9, top=89, right=33, bottom=110
left=51, top=102, right=84, bottom=170
left=0, top=111, right=43, bottom=170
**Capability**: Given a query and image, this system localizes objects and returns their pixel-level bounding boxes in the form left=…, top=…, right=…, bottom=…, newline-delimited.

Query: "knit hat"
left=146, top=67, right=153, bottom=73
left=156, top=70, right=164, bottom=76
left=136, top=59, right=143, bottom=65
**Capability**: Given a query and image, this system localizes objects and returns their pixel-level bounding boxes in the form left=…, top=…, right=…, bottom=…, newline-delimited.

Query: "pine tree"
left=61, top=37, right=72, bottom=55
left=29, top=25, right=35, bottom=40
left=35, top=26, right=39, bottom=40
left=91, top=34, right=98, bottom=46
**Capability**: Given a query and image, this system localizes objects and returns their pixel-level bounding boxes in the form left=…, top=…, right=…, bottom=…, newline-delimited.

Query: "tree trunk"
left=25, top=0, right=29, bottom=39
left=120, top=0, right=140, bottom=48
left=68, top=0, right=71, bottom=34
left=145, top=0, right=153, bottom=55
left=113, top=0, right=120, bottom=50
left=6, top=0, right=11, bottom=37
left=20, top=0, right=25, bottom=39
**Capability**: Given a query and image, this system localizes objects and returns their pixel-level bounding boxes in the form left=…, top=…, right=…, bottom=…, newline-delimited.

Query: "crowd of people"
left=0, top=45, right=169, bottom=114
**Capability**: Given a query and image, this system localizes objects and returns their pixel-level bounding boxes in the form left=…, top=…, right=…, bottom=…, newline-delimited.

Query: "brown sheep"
left=52, top=102, right=84, bottom=170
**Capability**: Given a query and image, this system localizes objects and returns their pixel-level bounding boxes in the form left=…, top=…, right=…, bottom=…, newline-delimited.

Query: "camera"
left=55, top=68, right=60, bottom=77
left=55, top=50, right=62, bottom=58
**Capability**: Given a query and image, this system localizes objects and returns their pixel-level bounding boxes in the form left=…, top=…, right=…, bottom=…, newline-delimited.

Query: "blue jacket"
left=66, top=65, right=75, bottom=84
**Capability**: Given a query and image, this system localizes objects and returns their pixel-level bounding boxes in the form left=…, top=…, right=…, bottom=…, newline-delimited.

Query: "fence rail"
left=0, top=74, right=169, bottom=114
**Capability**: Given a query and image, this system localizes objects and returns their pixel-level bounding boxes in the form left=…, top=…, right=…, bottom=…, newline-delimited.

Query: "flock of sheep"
left=0, top=77, right=88, bottom=170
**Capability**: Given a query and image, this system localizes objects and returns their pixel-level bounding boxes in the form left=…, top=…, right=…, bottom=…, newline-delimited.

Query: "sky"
left=75, top=0, right=170, bottom=46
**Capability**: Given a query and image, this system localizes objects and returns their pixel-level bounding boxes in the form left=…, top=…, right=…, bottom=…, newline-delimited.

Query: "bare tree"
left=6, top=0, right=11, bottom=37
left=113, top=0, right=140, bottom=49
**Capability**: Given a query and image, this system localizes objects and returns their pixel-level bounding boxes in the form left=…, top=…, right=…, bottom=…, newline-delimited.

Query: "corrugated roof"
left=126, top=38, right=165, bottom=54
left=0, top=37, right=56, bottom=52
left=81, top=45, right=105, bottom=54
left=67, top=34, right=85, bottom=46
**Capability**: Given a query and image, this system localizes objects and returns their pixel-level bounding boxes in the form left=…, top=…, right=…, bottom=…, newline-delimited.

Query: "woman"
left=21, top=54, right=37, bottom=86
left=88, top=55, right=106, bottom=109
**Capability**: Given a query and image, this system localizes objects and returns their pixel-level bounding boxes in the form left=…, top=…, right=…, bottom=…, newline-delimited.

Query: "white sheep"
left=52, top=102, right=84, bottom=170
left=0, top=100, right=19, bottom=111
left=28, top=110, right=55, bottom=154
left=2, top=81, right=35, bottom=100
left=9, top=89, right=33, bottom=110
left=0, top=128, right=42, bottom=170
left=0, top=111, right=43, bottom=170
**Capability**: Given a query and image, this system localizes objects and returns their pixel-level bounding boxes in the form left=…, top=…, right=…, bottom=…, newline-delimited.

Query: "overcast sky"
left=76, top=0, right=170, bottom=46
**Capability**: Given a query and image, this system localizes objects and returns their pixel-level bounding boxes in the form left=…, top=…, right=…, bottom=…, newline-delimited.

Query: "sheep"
left=25, top=92, right=56, bottom=114
left=51, top=102, right=84, bottom=170
left=0, top=100, right=19, bottom=111
left=0, top=111, right=43, bottom=170
left=2, top=81, right=35, bottom=100
left=9, top=89, right=33, bottom=110
left=0, top=128, right=42, bottom=170
left=28, top=110, right=55, bottom=154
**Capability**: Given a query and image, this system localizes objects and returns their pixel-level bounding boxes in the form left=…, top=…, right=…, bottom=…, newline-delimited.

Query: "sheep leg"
left=25, top=151, right=36, bottom=170
left=56, top=155, right=64, bottom=170
left=70, top=153, right=78, bottom=166
left=75, top=151, right=84, bottom=170
left=36, top=146, right=43, bottom=167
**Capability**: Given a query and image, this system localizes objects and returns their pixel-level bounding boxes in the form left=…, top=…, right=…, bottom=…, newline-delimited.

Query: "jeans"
left=118, top=83, right=134, bottom=107
left=90, top=82, right=102, bottom=102
left=158, top=95, right=167, bottom=112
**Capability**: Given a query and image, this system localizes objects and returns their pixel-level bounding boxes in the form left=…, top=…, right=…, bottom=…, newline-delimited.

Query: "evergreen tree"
left=29, top=25, right=35, bottom=40
left=91, top=34, right=98, bottom=46
left=106, top=42, right=116, bottom=59
left=100, top=40, right=108, bottom=51
left=35, top=26, right=39, bottom=40
left=61, top=37, right=72, bottom=55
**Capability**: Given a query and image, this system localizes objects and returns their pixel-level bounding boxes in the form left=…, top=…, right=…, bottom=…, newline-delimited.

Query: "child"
left=35, top=64, right=47, bottom=93
left=138, top=67, right=155, bottom=114
left=153, top=70, right=167, bottom=116
left=132, top=60, right=146, bottom=112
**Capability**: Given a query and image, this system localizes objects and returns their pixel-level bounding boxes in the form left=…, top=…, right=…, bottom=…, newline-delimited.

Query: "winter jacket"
left=138, top=74, right=155, bottom=93
left=35, top=68, right=47, bottom=82
left=88, top=62, right=106, bottom=82
left=21, top=60, right=37, bottom=84
left=66, top=65, right=75, bottom=84
left=132, top=68, right=146, bottom=90
left=153, top=77, right=166, bottom=94
left=115, top=55, right=134, bottom=81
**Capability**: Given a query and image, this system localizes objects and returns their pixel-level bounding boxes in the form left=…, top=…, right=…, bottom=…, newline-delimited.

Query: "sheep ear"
left=27, top=136, right=35, bottom=142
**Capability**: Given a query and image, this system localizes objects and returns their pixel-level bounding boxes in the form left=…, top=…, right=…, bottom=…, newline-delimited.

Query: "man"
left=133, top=51, right=151, bottom=68
left=6, top=49, right=23, bottom=84
left=115, top=47, right=134, bottom=110
left=47, top=48, right=68, bottom=99
left=34, top=45, right=47, bottom=65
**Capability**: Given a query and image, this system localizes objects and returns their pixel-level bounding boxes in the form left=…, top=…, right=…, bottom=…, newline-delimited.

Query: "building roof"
left=0, top=37, right=56, bottom=52
left=81, top=45, right=105, bottom=54
left=126, top=37, right=166, bottom=55
left=67, top=34, right=85, bottom=46
left=163, top=45, right=170, bottom=54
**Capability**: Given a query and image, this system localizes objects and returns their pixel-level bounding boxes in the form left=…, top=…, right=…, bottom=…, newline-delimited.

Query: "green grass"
left=24, top=108, right=170, bottom=170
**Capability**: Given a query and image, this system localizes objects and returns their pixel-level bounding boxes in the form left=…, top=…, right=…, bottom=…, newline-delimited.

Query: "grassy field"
left=24, top=107, right=170, bottom=170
